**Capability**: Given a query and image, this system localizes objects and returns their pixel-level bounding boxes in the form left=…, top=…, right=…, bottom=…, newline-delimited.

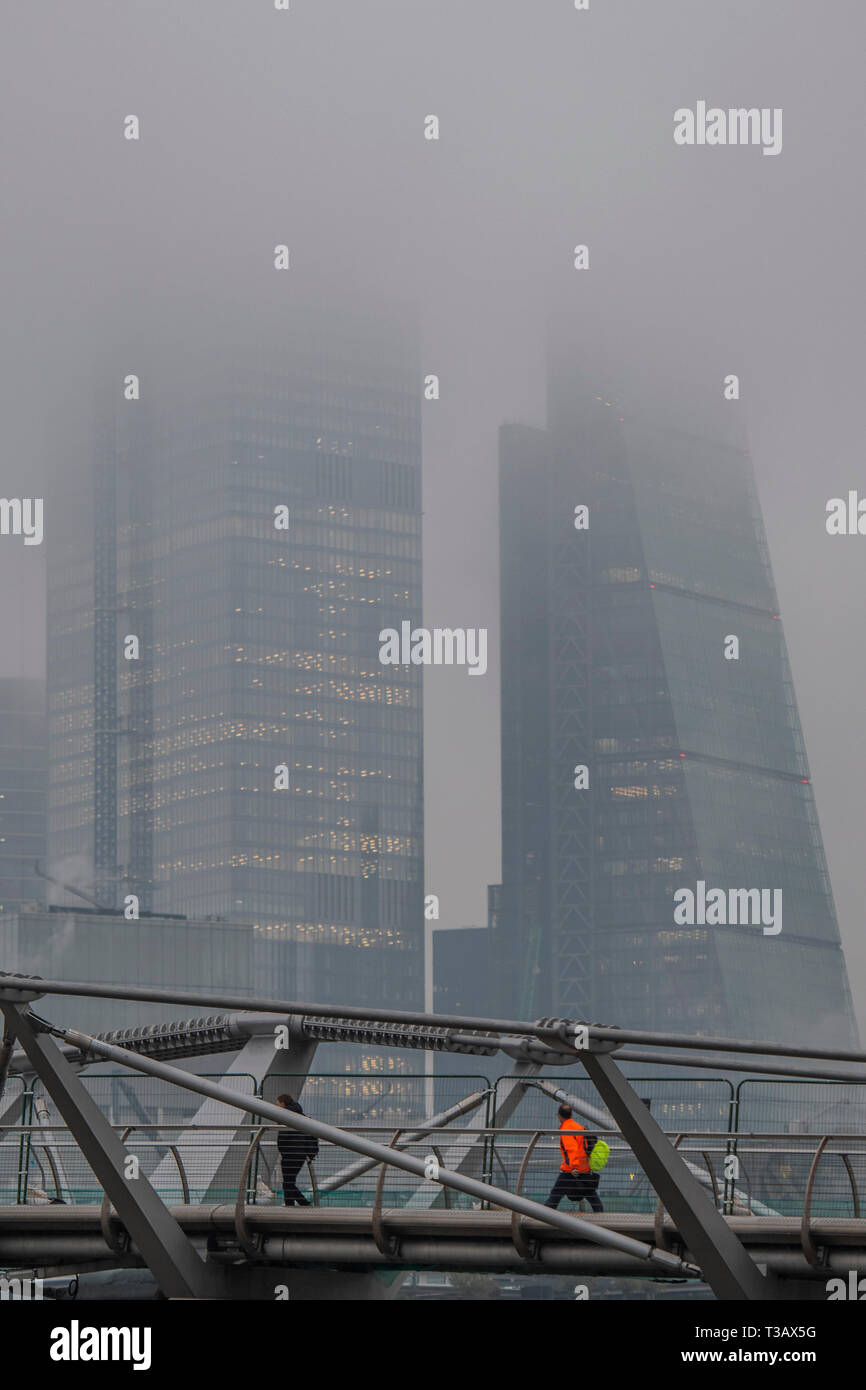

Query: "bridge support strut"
left=0, top=1002, right=223, bottom=1300
left=581, top=1049, right=781, bottom=1300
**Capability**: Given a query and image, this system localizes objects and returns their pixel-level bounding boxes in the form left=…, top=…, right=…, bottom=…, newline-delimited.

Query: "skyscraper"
left=492, top=360, right=857, bottom=1045
left=0, top=678, right=46, bottom=915
left=47, top=306, right=424, bottom=1015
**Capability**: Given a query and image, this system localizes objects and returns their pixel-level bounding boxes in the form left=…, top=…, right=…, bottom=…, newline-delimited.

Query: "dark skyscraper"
left=493, top=360, right=858, bottom=1045
left=47, top=307, right=424, bottom=1014
left=0, top=678, right=46, bottom=915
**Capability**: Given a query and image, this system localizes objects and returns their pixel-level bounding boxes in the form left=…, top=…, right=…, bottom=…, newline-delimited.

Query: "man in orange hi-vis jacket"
left=544, top=1104, right=604, bottom=1212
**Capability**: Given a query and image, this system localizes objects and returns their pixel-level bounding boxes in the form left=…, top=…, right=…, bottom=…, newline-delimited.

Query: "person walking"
left=545, top=1104, right=604, bottom=1213
left=275, top=1093, right=316, bottom=1206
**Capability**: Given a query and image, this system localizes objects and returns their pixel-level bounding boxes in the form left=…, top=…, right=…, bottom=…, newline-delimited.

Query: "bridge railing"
left=734, top=1077, right=866, bottom=1134
left=0, top=1071, right=495, bottom=1207
left=3, top=1118, right=865, bottom=1222
left=493, top=1074, right=737, bottom=1133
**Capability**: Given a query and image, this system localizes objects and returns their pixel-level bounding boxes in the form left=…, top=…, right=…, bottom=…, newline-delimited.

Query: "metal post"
left=1, top=1003, right=222, bottom=1300
left=580, top=1049, right=779, bottom=1299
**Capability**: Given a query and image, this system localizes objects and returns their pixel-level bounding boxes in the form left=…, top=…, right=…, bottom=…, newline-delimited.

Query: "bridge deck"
left=3, top=1204, right=866, bottom=1248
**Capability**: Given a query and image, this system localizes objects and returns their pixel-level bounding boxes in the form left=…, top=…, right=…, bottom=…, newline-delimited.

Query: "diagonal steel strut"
left=580, top=1049, right=781, bottom=1300
left=1, top=1002, right=222, bottom=1300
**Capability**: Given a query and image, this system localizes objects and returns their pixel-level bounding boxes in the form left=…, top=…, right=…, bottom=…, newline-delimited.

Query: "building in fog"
left=0, top=678, right=46, bottom=915
left=0, top=903, right=245, bottom=1035
left=490, top=360, right=858, bottom=1045
left=46, top=307, right=424, bottom=1018
left=433, top=925, right=493, bottom=1019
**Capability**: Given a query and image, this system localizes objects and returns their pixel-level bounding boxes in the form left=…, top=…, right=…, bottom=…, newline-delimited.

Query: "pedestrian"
left=545, top=1104, right=604, bottom=1213
left=275, top=1093, right=317, bottom=1207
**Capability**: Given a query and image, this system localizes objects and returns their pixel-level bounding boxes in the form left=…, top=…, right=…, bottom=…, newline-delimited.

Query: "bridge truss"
left=2, top=972, right=866, bottom=1301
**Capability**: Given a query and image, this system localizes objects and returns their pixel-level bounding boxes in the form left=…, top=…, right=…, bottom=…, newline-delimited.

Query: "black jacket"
left=277, top=1101, right=316, bottom=1163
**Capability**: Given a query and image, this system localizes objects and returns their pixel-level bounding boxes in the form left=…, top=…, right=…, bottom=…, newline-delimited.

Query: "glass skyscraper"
left=493, top=361, right=857, bottom=1045
left=47, top=307, right=424, bottom=1015
left=0, top=678, right=46, bottom=915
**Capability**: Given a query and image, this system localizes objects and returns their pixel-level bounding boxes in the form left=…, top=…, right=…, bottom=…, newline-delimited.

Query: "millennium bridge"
left=1, top=971, right=865, bottom=1301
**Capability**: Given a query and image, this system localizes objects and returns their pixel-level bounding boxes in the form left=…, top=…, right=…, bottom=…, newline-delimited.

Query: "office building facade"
left=0, top=678, right=46, bottom=915
left=493, top=370, right=857, bottom=1044
left=47, top=310, right=424, bottom=1016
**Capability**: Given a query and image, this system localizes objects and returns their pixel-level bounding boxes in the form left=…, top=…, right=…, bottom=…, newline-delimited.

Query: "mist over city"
left=0, top=0, right=864, bottom=1332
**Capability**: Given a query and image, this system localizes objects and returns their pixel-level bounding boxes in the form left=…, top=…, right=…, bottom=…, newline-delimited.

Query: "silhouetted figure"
left=275, top=1093, right=316, bottom=1206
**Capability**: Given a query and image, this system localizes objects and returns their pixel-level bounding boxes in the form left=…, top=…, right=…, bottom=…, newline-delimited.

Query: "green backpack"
left=585, top=1135, right=610, bottom=1172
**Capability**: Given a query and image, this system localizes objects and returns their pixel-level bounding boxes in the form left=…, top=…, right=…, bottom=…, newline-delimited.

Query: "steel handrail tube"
left=7, top=1121, right=863, bottom=1144
left=615, top=1047, right=866, bottom=1084
left=2, top=972, right=866, bottom=1066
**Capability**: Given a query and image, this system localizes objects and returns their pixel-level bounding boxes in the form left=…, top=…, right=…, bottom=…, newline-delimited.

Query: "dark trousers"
left=545, top=1170, right=603, bottom=1213
left=281, top=1158, right=310, bottom=1207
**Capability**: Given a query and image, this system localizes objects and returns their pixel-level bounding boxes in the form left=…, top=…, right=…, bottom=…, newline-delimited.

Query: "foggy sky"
left=2, top=1, right=865, bottom=1032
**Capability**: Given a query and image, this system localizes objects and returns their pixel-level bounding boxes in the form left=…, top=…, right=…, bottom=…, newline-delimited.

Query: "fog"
left=2, top=0, right=864, bottom=1029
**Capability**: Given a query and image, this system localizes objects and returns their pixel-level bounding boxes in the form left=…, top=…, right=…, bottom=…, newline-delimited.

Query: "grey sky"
left=2, top=1, right=864, bottom=1030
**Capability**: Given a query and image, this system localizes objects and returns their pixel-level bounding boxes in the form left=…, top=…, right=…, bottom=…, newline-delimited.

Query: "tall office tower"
left=492, top=359, right=857, bottom=1045
left=0, top=678, right=46, bottom=914
left=47, top=306, right=424, bottom=1014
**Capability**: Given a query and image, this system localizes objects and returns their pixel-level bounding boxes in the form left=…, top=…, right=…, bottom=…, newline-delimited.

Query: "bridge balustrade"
left=2, top=1071, right=866, bottom=1222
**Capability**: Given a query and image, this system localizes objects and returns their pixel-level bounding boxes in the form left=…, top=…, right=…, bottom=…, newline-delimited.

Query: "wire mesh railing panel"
left=0, top=1075, right=26, bottom=1120
left=257, top=1074, right=492, bottom=1207
left=722, top=1134, right=866, bottom=1219
left=0, top=1125, right=265, bottom=1207
left=5, top=1128, right=99, bottom=1206
left=262, top=1072, right=490, bottom=1131
left=6, top=1118, right=865, bottom=1219
left=20, top=1074, right=257, bottom=1204
left=126, top=1128, right=258, bottom=1206
left=736, top=1080, right=866, bottom=1136
left=492, top=1075, right=734, bottom=1135
left=0, top=1132, right=29, bottom=1204
left=0, top=1077, right=29, bottom=1203
left=35, top=1072, right=258, bottom=1129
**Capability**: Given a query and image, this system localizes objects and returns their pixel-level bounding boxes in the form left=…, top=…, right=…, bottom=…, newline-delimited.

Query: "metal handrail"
left=700, top=1151, right=721, bottom=1209
left=801, top=1136, right=831, bottom=1268
left=512, top=1132, right=543, bottom=1261
left=371, top=1130, right=402, bottom=1257
left=801, top=1135, right=862, bottom=1268
left=4, top=1120, right=866, bottom=1141
left=235, top=1127, right=266, bottom=1260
